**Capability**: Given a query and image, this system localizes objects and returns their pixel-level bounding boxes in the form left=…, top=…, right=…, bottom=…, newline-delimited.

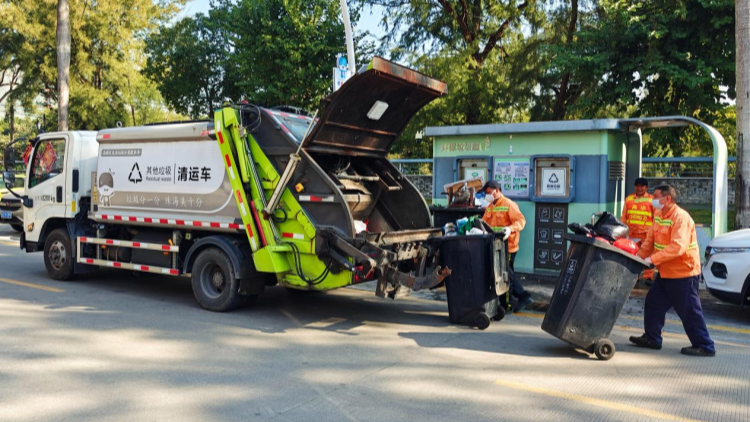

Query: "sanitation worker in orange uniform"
left=629, top=185, right=715, bottom=357
left=621, top=177, right=655, bottom=280
left=481, top=180, right=533, bottom=310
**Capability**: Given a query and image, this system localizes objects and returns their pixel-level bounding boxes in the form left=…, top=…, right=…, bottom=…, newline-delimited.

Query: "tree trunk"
left=8, top=101, right=14, bottom=143
left=736, top=0, right=750, bottom=229
left=56, top=0, right=71, bottom=131
left=552, top=0, right=579, bottom=121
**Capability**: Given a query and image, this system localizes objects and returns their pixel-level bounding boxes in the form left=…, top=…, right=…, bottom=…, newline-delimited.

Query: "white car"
left=703, top=229, right=750, bottom=308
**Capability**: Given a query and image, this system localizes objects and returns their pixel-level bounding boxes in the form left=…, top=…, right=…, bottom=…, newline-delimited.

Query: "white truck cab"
left=21, top=131, right=98, bottom=249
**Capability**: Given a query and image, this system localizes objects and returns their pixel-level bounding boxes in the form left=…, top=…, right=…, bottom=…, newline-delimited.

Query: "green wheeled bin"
left=542, top=234, right=649, bottom=360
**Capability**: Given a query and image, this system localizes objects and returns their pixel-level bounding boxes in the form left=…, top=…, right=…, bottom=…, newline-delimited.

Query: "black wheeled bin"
left=438, top=234, right=509, bottom=329
left=541, top=234, right=648, bottom=360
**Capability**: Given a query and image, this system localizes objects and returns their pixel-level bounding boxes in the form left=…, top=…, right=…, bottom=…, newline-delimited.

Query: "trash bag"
left=613, top=238, right=639, bottom=255
left=591, top=211, right=629, bottom=242
left=473, top=218, right=494, bottom=234
left=568, top=222, right=595, bottom=237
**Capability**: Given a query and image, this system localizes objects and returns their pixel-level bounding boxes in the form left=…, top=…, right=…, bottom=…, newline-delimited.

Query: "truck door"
left=24, top=136, right=68, bottom=242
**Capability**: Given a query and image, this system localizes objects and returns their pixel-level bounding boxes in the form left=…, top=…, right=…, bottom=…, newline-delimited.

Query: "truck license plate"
left=1, top=211, right=12, bottom=220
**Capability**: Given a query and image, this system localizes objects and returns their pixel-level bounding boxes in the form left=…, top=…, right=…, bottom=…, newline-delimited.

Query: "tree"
left=1, top=0, right=185, bottom=130
left=145, top=12, right=239, bottom=119
left=56, top=0, right=70, bottom=131
left=221, top=0, right=364, bottom=111
left=363, top=0, right=543, bottom=125
left=736, top=0, right=750, bottom=228
left=559, top=0, right=735, bottom=156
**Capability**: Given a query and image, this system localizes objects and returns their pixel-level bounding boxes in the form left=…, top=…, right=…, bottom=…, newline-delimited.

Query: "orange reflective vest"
left=621, top=193, right=654, bottom=239
left=638, top=205, right=701, bottom=279
left=482, top=193, right=526, bottom=253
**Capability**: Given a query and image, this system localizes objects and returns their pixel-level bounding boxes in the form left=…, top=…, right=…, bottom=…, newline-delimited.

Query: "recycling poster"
left=493, top=157, right=530, bottom=198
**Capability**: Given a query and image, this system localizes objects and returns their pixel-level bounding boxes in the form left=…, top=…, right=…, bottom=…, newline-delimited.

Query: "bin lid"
left=302, top=57, right=448, bottom=157
left=566, top=234, right=650, bottom=267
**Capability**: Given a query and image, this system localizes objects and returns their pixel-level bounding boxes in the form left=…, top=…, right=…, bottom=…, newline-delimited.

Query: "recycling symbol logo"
left=128, top=163, right=143, bottom=184
left=548, top=173, right=559, bottom=183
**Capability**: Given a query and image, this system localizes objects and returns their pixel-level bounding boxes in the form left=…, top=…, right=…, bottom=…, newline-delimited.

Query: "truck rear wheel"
left=44, top=228, right=75, bottom=281
left=191, top=247, right=243, bottom=312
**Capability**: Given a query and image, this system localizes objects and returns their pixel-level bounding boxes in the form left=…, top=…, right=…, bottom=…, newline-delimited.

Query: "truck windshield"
left=29, top=139, right=66, bottom=188
left=269, top=112, right=315, bottom=143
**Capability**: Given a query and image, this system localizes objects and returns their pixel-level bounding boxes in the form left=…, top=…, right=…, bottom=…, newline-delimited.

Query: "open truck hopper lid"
left=302, top=56, right=448, bottom=157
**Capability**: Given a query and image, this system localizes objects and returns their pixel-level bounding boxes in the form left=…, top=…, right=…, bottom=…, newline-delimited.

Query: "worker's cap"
left=634, top=177, right=648, bottom=187
left=481, top=180, right=502, bottom=192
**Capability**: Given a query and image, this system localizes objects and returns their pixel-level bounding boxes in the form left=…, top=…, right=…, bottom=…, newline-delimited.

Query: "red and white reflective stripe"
left=79, top=236, right=179, bottom=252
left=96, top=214, right=242, bottom=230
left=217, top=130, right=225, bottom=144
left=298, top=195, right=335, bottom=203
left=282, top=232, right=305, bottom=240
left=246, top=224, right=258, bottom=250
left=79, top=257, right=180, bottom=276
left=235, top=190, right=247, bottom=216
left=224, top=154, right=236, bottom=180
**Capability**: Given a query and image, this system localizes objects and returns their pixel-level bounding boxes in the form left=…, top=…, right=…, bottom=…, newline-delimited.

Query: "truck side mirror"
left=3, top=171, right=15, bottom=184
left=3, top=147, right=14, bottom=172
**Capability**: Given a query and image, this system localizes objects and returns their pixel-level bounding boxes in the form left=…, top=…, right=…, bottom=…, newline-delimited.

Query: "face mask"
left=652, top=198, right=664, bottom=210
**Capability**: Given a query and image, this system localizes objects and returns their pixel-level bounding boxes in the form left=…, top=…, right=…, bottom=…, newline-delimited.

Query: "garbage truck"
left=2, top=57, right=462, bottom=312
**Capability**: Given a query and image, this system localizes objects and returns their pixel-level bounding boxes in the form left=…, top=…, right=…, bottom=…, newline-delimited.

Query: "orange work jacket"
left=621, top=193, right=654, bottom=239
left=637, top=205, right=701, bottom=279
left=482, top=193, right=526, bottom=253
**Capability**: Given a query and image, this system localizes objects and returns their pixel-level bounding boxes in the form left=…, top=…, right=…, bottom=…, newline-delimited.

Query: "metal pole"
left=339, top=0, right=356, bottom=75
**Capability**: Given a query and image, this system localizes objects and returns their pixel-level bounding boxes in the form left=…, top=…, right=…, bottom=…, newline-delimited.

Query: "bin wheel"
left=474, top=313, right=491, bottom=330
left=492, top=307, right=506, bottom=321
left=594, top=338, right=615, bottom=361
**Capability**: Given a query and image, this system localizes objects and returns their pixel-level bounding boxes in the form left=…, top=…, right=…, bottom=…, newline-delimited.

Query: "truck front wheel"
left=191, top=247, right=243, bottom=312
left=44, top=228, right=75, bottom=281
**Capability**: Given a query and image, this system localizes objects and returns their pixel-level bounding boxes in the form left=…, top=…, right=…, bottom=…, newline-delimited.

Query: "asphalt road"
left=1, top=224, right=749, bottom=422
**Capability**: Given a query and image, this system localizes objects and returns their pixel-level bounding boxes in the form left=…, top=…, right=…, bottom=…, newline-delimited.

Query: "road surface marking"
left=305, top=317, right=346, bottom=329
left=515, top=312, right=543, bottom=319
left=0, top=277, right=65, bottom=293
left=517, top=311, right=750, bottom=336
left=514, top=312, right=750, bottom=348
left=614, top=324, right=750, bottom=349
left=621, top=314, right=750, bottom=335
left=493, top=379, right=704, bottom=422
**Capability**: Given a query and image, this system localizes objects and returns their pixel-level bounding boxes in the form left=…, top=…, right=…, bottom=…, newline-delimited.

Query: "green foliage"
left=145, top=11, right=239, bottom=118
left=0, top=0, right=186, bottom=131
left=557, top=0, right=735, bottom=156
left=363, top=1, right=544, bottom=126
left=220, top=0, right=367, bottom=111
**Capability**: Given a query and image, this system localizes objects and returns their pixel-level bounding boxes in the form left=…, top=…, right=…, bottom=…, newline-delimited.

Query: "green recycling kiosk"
left=426, top=120, right=642, bottom=277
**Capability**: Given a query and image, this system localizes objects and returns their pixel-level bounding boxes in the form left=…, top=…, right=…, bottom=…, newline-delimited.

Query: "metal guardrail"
left=642, top=157, right=736, bottom=179
left=390, top=159, right=432, bottom=176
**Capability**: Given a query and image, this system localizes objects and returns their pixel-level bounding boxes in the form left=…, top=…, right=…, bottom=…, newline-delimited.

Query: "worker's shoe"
left=680, top=346, right=715, bottom=357
left=629, top=335, right=662, bottom=350
left=515, top=296, right=534, bottom=311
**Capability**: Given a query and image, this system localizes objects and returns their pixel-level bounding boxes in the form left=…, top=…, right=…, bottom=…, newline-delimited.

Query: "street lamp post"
left=339, top=0, right=356, bottom=75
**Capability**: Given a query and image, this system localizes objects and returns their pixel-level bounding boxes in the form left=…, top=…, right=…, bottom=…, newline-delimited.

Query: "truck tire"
left=10, top=224, right=23, bottom=233
left=191, top=247, right=243, bottom=312
left=44, top=228, right=75, bottom=281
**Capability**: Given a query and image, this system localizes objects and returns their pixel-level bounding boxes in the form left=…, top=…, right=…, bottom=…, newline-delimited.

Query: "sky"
left=179, top=0, right=386, bottom=39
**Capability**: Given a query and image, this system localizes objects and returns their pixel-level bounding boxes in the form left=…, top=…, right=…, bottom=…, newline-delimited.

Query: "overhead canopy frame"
left=619, top=116, right=728, bottom=237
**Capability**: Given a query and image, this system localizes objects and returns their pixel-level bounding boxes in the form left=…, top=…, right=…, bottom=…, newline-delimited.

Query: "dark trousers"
left=507, top=252, right=530, bottom=301
left=644, top=275, right=715, bottom=353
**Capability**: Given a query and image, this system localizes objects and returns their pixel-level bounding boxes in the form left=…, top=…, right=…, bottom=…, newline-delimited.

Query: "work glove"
left=501, top=227, right=512, bottom=241
left=644, top=257, right=653, bottom=266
